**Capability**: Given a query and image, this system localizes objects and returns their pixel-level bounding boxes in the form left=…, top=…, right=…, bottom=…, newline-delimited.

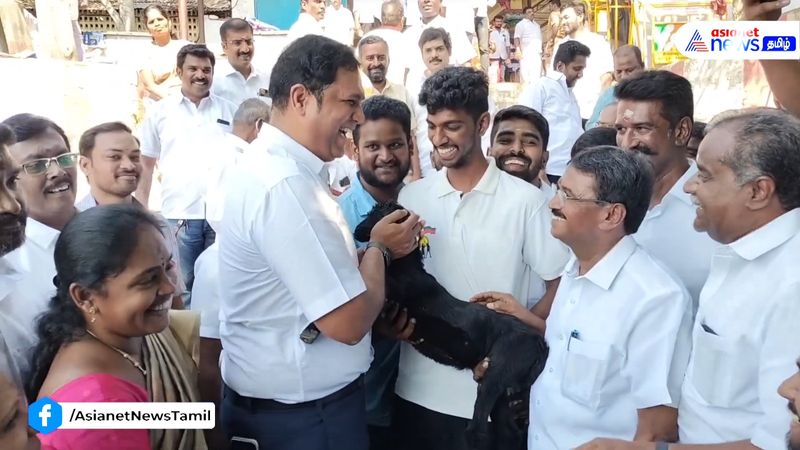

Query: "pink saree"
left=37, top=373, right=151, bottom=450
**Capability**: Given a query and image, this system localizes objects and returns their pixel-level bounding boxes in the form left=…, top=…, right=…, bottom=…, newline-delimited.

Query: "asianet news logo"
left=675, top=21, right=800, bottom=60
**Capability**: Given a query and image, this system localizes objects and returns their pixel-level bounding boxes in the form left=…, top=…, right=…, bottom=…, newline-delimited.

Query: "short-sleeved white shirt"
left=191, top=243, right=221, bottom=339
left=140, top=93, right=237, bottom=219
left=286, top=12, right=325, bottom=46
left=210, top=59, right=270, bottom=108
left=633, top=163, right=718, bottom=310
left=0, top=219, right=58, bottom=377
left=678, top=208, right=800, bottom=449
left=395, top=161, right=570, bottom=418
left=324, top=5, right=356, bottom=46
left=403, top=15, right=477, bottom=85
left=514, top=18, right=542, bottom=54
left=529, top=236, right=693, bottom=449
left=218, top=124, right=369, bottom=402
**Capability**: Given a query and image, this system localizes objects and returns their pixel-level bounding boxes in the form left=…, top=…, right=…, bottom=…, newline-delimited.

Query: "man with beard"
left=579, top=108, right=800, bottom=450
left=137, top=44, right=237, bottom=302
left=212, top=18, right=270, bottom=107
left=363, top=0, right=410, bottom=86
left=554, top=0, right=613, bottom=119
left=779, top=361, right=800, bottom=450
left=0, top=114, right=75, bottom=377
left=338, top=95, right=414, bottom=450
left=286, top=0, right=326, bottom=46
left=488, top=14, right=511, bottom=84
left=614, top=70, right=718, bottom=309
left=519, top=40, right=588, bottom=184
left=359, top=36, right=420, bottom=181
left=394, top=66, right=569, bottom=450
left=0, top=123, right=28, bottom=378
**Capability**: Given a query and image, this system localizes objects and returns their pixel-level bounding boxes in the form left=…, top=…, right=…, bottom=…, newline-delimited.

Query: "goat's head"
left=354, top=201, right=425, bottom=268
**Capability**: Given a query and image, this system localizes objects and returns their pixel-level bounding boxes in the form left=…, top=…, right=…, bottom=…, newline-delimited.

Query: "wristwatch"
left=366, top=241, right=392, bottom=268
left=655, top=442, right=670, bottom=450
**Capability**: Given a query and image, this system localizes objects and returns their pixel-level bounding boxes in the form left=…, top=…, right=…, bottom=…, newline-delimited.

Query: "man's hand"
left=742, top=0, right=789, bottom=21
left=576, top=439, right=655, bottom=450
left=369, top=209, right=424, bottom=259
left=471, top=291, right=528, bottom=320
left=472, top=357, right=490, bottom=382
left=375, top=302, right=416, bottom=341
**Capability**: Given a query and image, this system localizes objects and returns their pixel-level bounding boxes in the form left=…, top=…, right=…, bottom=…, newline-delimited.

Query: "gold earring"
left=89, top=306, right=97, bottom=324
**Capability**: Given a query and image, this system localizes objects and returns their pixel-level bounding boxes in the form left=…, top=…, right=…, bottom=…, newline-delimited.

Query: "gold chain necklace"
left=85, top=330, right=147, bottom=376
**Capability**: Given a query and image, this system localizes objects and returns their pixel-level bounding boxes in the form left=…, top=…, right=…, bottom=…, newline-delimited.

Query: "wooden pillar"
left=178, top=0, right=189, bottom=40
left=197, top=0, right=205, bottom=42
left=33, top=0, right=81, bottom=60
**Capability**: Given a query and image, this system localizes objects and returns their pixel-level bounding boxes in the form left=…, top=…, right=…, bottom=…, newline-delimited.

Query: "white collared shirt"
left=140, top=93, right=237, bottom=219
left=363, top=28, right=409, bottom=86
left=633, top=163, right=718, bottom=310
left=395, top=161, right=570, bottom=418
left=678, top=208, right=800, bottom=449
left=513, top=18, right=542, bottom=54
left=286, top=12, right=325, bottom=46
left=442, top=0, right=477, bottom=37
left=192, top=242, right=221, bottom=339
left=518, top=71, right=583, bottom=177
left=210, top=59, right=270, bottom=108
left=0, top=218, right=58, bottom=377
left=218, top=124, right=369, bottom=402
left=324, top=4, right=355, bottom=46
left=529, top=236, right=693, bottom=449
left=489, top=28, right=511, bottom=60
left=206, top=133, right=250, bottom=230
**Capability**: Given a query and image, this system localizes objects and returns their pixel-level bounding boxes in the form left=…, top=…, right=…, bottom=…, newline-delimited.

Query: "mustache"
left=429, top=58, right=442, bottom=64
left=790, top=400, right=798, bottom=417
left=632, top=144, right=657, bottom=156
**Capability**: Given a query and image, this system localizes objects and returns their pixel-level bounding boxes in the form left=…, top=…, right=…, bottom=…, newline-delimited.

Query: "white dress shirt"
left=474, top=0, right=498, bottom=18
left=363, top=28, right=409, bottom=86
left=489, top=28, right=511, bottom=60
left=140, top=93, right=237, bottom=220
left=514, top=18, right=543, bottom=55
left=0, top=219, right=58, bottom=377
left=529, top=236, right=693, bottom=449
left=192, top=242, right=221, bottom=339
left=206, top=133, right=250, bottom=230
left=210, top=59, right=270, bottom=108
left=324, top=4, right=356, bottom=46
left=218, top=124, right=369, bottom=402
left=678, top=208, right=800, bottom=449
left=442, top=0, right=477, bottom=37
left=518, top=71, right=583, bottom=177
left=395, top=161, right=570, bottom=418
left=286, top=12, right=325, bottom=46
left=633, top=163, right=718, bottom=310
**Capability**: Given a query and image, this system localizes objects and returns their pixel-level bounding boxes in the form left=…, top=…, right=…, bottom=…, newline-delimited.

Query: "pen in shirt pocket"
left=567, top=329, right=580, bottom=350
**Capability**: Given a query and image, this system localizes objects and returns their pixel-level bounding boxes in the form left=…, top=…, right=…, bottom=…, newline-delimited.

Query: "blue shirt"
left=586, top=86, right=617, bottom=130
left=337, top=172, right=400, bottom=427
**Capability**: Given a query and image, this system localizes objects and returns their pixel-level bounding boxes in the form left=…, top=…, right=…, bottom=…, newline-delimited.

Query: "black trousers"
left=392, top=396, right=470, bottom=450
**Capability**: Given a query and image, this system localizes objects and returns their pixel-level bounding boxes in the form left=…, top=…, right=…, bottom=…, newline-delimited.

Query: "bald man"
left=586, top=45, right=644, bottom=129
left=363, top=0, right=409, bottom=85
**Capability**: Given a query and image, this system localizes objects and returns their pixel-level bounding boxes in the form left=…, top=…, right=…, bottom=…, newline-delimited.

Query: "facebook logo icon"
left=28, top=397, right=63, bottom=434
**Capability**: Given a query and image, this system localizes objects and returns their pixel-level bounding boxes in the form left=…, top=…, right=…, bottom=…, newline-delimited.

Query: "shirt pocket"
left=561, top=338, right=615, bottom=410
left=691, top=329, right=756, bottom=409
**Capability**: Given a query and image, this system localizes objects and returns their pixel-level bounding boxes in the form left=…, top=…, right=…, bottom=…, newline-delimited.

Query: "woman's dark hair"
left=142, top=4, right=177, bottom=39
left=25, top=204, right=164, bottom=401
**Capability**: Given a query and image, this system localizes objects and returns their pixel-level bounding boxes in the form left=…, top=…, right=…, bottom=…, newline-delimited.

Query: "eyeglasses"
left=225, top=39, right=253, bottom=47
left=555, top=186, right=610, bottom=205
left=20, top=153, right=79, bottom=175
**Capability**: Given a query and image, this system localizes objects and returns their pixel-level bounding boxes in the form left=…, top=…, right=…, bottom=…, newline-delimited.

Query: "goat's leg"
left=489, top=385, right=528, bottom=450
left=465, top=362, right=505, bottom=450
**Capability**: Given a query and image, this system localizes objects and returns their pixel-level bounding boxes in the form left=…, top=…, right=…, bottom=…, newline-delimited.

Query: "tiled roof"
left=19, top=0, right=230, bottom=12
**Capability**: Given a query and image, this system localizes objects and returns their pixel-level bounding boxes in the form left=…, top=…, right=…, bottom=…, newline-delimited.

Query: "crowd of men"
left=1, top=0, right=800, bottom=450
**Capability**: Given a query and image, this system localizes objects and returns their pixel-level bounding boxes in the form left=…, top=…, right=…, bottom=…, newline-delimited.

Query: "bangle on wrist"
left=366, top=241, right=392, bottom=268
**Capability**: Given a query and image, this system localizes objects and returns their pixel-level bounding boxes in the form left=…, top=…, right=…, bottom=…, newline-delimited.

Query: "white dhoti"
left=520, top=49, right=542, bottom=84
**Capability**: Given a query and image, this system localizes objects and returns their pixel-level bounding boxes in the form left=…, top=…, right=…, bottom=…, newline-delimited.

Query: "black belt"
left=225, top=376, right=364, bottom=411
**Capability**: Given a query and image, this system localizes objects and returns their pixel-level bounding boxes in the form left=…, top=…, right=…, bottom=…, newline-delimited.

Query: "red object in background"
left=711, top=0, right=728, bottom=18
left=498, top=0, right=511, bottom=9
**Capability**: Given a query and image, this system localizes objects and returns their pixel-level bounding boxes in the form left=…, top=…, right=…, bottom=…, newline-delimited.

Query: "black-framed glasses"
left=555, top=186, right=610, bottom=205
left=20, top=153, right=79, bottom=175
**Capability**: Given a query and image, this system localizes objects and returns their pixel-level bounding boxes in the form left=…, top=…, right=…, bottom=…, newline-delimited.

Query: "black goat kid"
left=354, top=202, right=549, bottom=450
